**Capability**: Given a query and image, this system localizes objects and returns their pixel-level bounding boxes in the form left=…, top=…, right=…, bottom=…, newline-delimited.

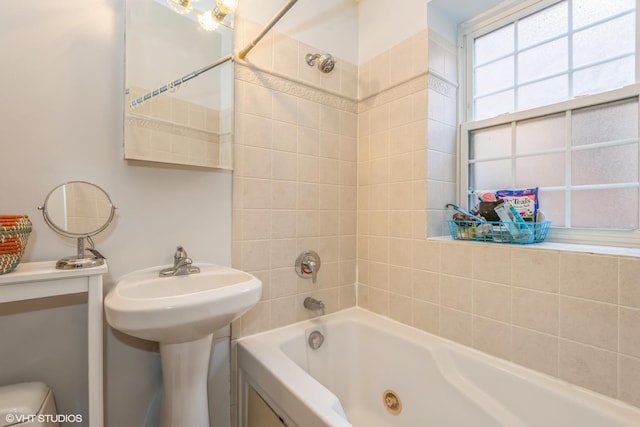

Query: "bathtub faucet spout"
left=303, top=297, right=325, bottom=316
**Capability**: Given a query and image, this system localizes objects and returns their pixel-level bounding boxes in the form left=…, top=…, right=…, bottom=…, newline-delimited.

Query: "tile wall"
left=231, top=19, right=359, bottom=337
left=357, top=31, right=640, bottom=409
left=125, top=86, right=223, bottom=167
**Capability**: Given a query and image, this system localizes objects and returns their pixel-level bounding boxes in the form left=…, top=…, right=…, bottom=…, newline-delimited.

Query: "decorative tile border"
left=358, top=72, right=428, bottom=113
left=126, top=114, right=218, bottom=142
left=235, top=63, right=358, bottom=113
left=427, top=72, right=457, bottom=98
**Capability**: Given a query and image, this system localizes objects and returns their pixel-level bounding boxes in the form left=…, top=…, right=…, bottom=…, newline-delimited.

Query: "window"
left=460, top=0, right=640, bottom=247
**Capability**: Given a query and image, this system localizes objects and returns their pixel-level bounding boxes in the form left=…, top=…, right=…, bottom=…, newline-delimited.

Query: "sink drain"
left=382, top=390, right=402, bottom=415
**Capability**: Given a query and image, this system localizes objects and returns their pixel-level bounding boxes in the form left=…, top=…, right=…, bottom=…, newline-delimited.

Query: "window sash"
left=461, top=0, right=640, bottom=122
left=460, top=85, right=640, bottom=247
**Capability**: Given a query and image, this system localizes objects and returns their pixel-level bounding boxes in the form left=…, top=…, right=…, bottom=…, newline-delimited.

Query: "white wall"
left=0, top=1, right=232, bottom=426
left=238, top=0, right=359, bottom=63
left=358, top=0, right=428, bottom=63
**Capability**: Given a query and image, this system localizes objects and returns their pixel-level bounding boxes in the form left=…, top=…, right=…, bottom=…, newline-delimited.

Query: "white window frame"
left=458, top=0, right=640, bottom=248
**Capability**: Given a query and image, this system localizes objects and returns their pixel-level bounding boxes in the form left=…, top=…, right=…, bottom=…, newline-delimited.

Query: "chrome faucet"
left=304, top=297, right=325, bottom=316
left=159, top=246, right=201, bottom=277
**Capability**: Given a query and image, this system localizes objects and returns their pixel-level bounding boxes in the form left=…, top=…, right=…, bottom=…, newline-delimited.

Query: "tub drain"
left=382, top=390, right=402, bottom=415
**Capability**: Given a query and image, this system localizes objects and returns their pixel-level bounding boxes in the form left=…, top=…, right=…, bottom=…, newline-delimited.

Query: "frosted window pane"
left=518, top=38, right=568, bottom=84
left=573, top=14, right=635, bottom=68
left=572, top=144, right=639, bottom=185
left=573, top=0, right=635, bottom=30
left=517, top=76, right=568, bottom=111
left=572, top=188, right=638, bottom=229
left=515, top=114, right=565, bottom=154
left=516, top=153, right=565, bottom=187
left=518, top=2, right=568, bottom=49
left=475, top=56, right=514, bottom=96
left=539, top=190, right=565, bottom=227
left=475, top=24, right=514, bottom=66
left=470, top=160, right=512, bottom=190
left=573, top=56, right=635, bottom=97
left=475, top=90, right=514, bottom=120
left=572, top=99, right=638, bottom=146
left=470, top=124, right=511, bottom=160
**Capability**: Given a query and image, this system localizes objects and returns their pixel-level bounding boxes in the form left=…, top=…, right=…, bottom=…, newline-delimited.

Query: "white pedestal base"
left=160, top=334, right=213, bottom=427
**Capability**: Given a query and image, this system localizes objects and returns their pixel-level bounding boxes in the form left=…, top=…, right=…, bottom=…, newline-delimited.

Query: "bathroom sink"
left=105, top=263, right=262, bottom=343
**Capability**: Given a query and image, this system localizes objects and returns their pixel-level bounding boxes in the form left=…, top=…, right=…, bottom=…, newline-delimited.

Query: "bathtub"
left=237, top=307, right=640, bottom=427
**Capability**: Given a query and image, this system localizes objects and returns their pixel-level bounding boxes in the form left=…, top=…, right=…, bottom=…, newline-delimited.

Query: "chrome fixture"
left=159, top=246, right=201, bottom=277
left=305, top=53, right=336, bottom=73
left=304, top=297, right=325, bottom=316
left=295, top=250, right=321, bottom=284
left=308, top=330, right=325, bottom=349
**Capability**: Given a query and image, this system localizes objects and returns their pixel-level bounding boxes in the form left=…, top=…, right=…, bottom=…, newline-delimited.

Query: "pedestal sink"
left=104, top=263, right=262, bottom=427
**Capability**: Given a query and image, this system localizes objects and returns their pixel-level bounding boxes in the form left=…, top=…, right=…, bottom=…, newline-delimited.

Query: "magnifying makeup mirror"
left=38, top=181, right=116, bottom=269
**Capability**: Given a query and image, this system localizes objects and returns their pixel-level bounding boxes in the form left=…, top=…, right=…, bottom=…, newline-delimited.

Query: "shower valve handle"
left=295, top=250, right=321, bottom=284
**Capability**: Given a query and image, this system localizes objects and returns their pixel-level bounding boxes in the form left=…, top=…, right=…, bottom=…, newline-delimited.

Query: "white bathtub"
left=237, top=307, right=640, bottom=427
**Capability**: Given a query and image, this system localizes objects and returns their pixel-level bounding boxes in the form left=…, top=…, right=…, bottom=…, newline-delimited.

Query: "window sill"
left=429, top=236, right=640, bottom=258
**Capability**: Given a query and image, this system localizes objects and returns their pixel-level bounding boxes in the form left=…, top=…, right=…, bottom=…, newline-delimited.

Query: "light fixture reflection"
left=197, top=12, right=220, bottom=32
left=198, top=0, right=237, bottom=31
left=167, top=0, right=192, bottom=15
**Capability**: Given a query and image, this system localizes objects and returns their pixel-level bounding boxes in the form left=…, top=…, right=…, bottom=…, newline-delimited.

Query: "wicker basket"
left=0, top=215, right=32, bottom=274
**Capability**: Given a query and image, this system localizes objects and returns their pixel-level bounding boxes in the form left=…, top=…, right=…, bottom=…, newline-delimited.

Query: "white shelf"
left=0, top=261, right=107, bottom=427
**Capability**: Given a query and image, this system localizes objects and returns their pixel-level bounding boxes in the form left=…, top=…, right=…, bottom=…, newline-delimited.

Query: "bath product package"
left=493, top=200, right=532, bottom=241
left=495, top=188, right=538, bottom=222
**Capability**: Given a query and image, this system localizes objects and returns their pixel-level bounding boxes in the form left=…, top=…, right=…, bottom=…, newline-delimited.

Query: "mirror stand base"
left=56, top=256, right=105, bottom=270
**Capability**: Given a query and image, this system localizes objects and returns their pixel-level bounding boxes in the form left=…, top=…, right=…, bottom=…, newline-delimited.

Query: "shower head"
left=305, top=53, right=336, bottom=73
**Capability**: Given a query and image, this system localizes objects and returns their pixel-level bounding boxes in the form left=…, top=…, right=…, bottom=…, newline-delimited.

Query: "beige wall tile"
left=559, top=339, right=617, bottom=398
left=389, top=293, right=413, bottom=325
left=620, top=257, right=640, bottom=308
left=369, top=287, right=390, bottom=316
left=412, top=270, right=439, bottom=303
left=270, top=268, right=298, bottom=299
left=412, top=300, right=440, bottom=334
left=440, top=308, right=472, bottom=347
left=473, top=245, right=512, bottom=285
left=368, top=261, right=389, bottom=290
left=619, top=355, right=640, bottom=407
left=298, top=183, right=319, bottom=210
left=272, top=92, right=298, bottom=126
left=272, top=121, right=297, bottom=152
left=242, top=210, right=271, bottom=240
left=620, top=307, right=640, bottom=358
left=510, top=248, right=559, bottom=292
left=473, top=281, right=511, bottom=322
left=299, top=127, right=320, bottom=156
left=559, top=253, right=618, bottom=303
left=270, top=297, right=297, bottom=329
left=270, top=181, right=296, bottom=209
left=440, top=242, right=473, bottom=277
left=512, top=288, right=558, bottom=335
left=440, top=274, right=473, bottom=312
left=512, top=327, right=558, bottom=377
left=473, top=316, right=511, bottom=360
left=559, top=297, right=617, bottom=351
left=388, top=265, right=412, bottom=297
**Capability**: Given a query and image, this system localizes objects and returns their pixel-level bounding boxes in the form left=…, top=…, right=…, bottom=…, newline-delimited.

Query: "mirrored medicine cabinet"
left=124, top=0, right=234, bottom=169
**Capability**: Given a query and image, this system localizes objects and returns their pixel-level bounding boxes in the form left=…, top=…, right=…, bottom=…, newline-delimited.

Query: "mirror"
left=124, top=0, right=235, bottom=169
left=39, top=182, right=116, bottom=269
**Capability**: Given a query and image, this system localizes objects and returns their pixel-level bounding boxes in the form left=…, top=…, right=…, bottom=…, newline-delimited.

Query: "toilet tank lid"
left=0, top=382, right=51, bottom=427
